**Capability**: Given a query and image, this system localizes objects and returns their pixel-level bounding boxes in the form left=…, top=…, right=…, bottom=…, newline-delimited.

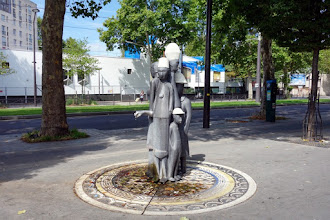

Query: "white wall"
left=0, top=49, right=42, bottom=96
left=0, top=50, right=151, bottom=96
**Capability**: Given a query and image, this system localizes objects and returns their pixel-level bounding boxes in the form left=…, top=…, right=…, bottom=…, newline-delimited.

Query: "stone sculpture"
left=134, top=43, right=191, bottom=183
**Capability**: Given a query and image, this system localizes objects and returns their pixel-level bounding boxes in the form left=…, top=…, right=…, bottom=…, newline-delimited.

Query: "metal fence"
left=1, top=86, right=294, bottom=106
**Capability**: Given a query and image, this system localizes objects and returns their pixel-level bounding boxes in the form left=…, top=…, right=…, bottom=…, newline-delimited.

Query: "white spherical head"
left=165, top=43, right=180, bottom=61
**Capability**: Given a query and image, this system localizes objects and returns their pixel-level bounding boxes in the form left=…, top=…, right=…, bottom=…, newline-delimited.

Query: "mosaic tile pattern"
left=75, top=160, right=257, bottom=215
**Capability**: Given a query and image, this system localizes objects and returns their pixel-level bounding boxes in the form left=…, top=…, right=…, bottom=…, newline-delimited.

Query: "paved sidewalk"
left=0, top=114, right=330, bottom=219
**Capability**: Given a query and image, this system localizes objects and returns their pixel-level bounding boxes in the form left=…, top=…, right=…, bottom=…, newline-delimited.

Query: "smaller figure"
left=140, top=90, right=144, bottom=103
left=175, top=74, right=191, bottom=175
left=167, top=108, right=185, bottom=182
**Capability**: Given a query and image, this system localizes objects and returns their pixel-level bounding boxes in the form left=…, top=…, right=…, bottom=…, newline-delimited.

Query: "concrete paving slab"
left=0, top=116, right=329, bottom=219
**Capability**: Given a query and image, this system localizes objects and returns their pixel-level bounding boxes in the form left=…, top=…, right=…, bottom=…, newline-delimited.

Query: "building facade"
left=0, top=50, right=150, bottom=97
left=0, top=0, right=38, bottom=51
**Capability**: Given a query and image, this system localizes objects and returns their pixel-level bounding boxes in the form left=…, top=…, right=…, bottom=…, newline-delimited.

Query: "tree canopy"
left=98, top=0, right=193, bottom=61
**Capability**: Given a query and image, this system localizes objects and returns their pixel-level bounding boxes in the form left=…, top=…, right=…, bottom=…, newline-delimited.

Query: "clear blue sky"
left=32, top=0, right=121, bottom=57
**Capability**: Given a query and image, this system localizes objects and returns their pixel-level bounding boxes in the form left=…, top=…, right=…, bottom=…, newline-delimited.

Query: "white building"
left=182, top=55, right=227, bottom=94
left=0, top=0, right=38, bottom=51
left=0, top=50, right=150, bottom=98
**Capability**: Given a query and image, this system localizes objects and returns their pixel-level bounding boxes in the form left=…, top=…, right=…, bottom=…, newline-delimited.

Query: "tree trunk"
left=40, top=0, right=69, bottom=136
left=283, top=67, right=288, bottom=98
left=306, top=48, right=320, bottom=140
left=248, top=73, right=253, bottom=99
left=260, top=36, right=274, bottom=116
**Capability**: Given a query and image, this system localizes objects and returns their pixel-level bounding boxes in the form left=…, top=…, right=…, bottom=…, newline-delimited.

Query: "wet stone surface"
left=75, top=160, right=257, bottom=215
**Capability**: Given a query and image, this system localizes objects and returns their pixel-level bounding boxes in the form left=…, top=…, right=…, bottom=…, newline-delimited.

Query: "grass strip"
left=21, top=128, right=89, bottom=143
left=1, top=99, right=330, bottom=116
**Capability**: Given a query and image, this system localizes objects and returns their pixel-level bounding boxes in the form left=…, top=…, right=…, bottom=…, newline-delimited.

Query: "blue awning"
left=182, top=61, right=198, bottom=74
left=197, top=64, right=225, bottom=72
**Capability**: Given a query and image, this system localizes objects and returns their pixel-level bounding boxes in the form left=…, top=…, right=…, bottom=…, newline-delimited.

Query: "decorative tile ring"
left=74, top=160, right=257, bottom=215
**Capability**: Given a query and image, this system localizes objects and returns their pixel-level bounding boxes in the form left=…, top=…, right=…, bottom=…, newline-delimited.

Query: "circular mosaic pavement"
left=75, top=160, right=257, bottom=215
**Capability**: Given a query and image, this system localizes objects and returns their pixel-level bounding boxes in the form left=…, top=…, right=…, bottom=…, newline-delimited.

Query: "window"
left=2, top=36, right=6, bottom=47
left=127, top=69, right=132, bottom=74
left=213, top=72, right=221, bottom=82
left=13, top=8, right=16, bottom=18
left=18, top=1, right=21, bottom=10
left=1, top=14, right=5, bottom=21
left=13, top=39, right=16, bottom=45
left=29, top=24, right=31, bottom=30
left=13, top=29, right=16, bottom=35
left=28, top=15, right=31, bottom=23
left=13, top=0, right=16, bottom=7
left=28, top=34, right=32, bottom=43
left=19, top=30, right=22, bottom=37
left=19, top=40, right=22, bottom=47
left=2, top=62, right=9, bottom=69
left=19, top=21, right=22, bottom=27
left=1, top=25, right=5, bottom=36
left=13, top=19, right=15, bottom=25
left=28, top=5, right=31, bottom=14
left=19, top=10, right=22, bottom=20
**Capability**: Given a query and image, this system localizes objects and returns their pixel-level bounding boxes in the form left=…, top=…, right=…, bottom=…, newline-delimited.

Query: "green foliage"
left=66, top=98, right=98, bottom=106
left=69, top=0, right=112, bottom=19
left=319, top=49, right=330, bottom=74
left=63, top=37, right=101, bottom=80
left=21, top=128, right=89, bottom=143
left=98, top=0, right=193, bottom=62
left=235, top=0, right=330, bottom=52
left=37, top=16, right=42, bottom=50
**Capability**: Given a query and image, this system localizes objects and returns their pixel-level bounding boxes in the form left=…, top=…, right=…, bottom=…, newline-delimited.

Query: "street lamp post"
left=255, top=33, right=261, bottom=102
left=203, top=0, right=212, bottom=128
left=32, top=8, right=39, bottom=106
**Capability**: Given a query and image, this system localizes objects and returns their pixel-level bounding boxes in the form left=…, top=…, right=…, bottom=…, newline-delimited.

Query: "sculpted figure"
left=165, top=43, right=181, bottom=109
left=176, top=74, right=191, bottom=174
left=147, top=62, right=160, bottom=176
left=135, top=58, right=173, bottom=183
left=167, top=108, right=185, bottom=182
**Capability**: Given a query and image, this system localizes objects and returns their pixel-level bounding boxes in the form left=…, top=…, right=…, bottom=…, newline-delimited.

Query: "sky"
left=32, top=0, right=121, bottom=57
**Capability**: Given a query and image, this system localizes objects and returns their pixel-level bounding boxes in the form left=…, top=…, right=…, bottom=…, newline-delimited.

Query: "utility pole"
left=203, top=0, right=212, bottom=128
left=32, top=8, right=40, bottom=106
left=255, top=33, right=261, bottom=102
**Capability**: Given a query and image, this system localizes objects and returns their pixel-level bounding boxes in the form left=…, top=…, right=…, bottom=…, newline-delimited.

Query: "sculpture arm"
left=184, top=99, right=192, bottom=135
left=134, top=110, right=153, bottom=118
left=168, top=85, right=174, bottom=117
left=149, top=79, right=158, bottom=110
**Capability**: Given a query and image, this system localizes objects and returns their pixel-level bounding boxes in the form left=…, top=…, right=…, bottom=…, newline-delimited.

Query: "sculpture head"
left=158, top=57, right=170, bottom=81
left=172, top=108, right=185, bottom=124
left=169, top=59, right=180, bottom=72
left=165, top=43, right=180, bottom=72
left=150, top=62, right=159, bottom=78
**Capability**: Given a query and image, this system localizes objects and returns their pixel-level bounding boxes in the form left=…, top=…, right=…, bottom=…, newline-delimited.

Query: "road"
left=0, top=104, right=329, bottom=135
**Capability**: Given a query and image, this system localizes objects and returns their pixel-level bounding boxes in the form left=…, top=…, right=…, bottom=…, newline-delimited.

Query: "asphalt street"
left=1, top=104, right=330, bottom=135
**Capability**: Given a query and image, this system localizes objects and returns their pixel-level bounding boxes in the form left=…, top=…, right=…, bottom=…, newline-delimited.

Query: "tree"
left=272, top=44, right=311, bottom=97
left=63, top=37, right=101, bottom=100
left=41, top=0, right=110, bottom=137
left=235, top=0, right=329, bottom=139
left=98, top=0, right=193, bottom=62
